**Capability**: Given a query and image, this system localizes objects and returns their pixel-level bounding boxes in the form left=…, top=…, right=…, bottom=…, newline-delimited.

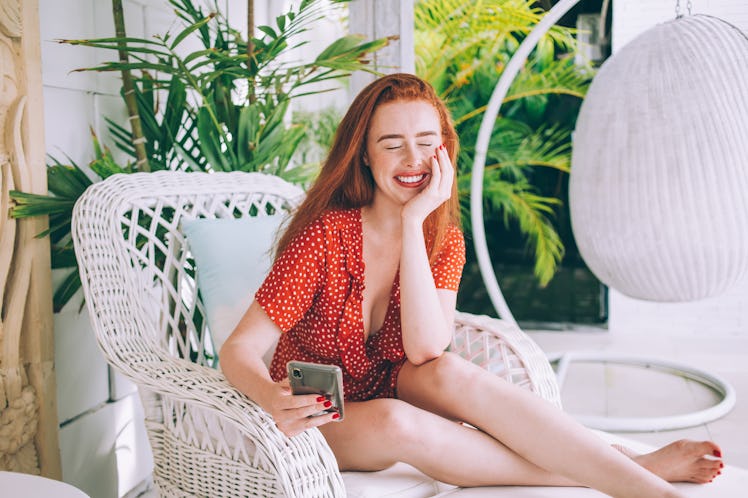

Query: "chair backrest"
left=72, top=171, right=303, bottom=376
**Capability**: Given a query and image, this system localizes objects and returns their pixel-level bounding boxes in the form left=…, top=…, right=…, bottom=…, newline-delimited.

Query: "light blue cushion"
left=182, top=216, right=284, bottom=358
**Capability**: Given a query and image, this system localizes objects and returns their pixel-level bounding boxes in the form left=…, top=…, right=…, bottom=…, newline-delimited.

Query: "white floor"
left=528, top=327, right=748, bottom=470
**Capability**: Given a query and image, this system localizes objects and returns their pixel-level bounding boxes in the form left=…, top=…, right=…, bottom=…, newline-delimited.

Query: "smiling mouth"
left=395, top=174, right=429, bottom=187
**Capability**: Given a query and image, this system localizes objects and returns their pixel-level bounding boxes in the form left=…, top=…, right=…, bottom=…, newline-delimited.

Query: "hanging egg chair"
left=470, top=0, right=742, bottom=431
left=569, top=14, right=748, bottom=302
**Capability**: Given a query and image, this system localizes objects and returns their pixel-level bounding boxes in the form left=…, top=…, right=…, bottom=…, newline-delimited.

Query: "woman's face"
left=364, top=99, right=442, bottom=207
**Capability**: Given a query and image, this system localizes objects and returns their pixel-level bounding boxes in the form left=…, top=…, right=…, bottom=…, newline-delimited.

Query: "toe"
left=678, top=439, right=722, bottom=459
left=698, top=440, right=722, bottom=458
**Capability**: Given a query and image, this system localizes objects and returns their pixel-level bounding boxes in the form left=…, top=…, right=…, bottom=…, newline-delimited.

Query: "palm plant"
left=73, top=0, right=390, bottom=178
left=415, top=0, right=593, bottom=286
left=10, top=0, right=390, bottom=311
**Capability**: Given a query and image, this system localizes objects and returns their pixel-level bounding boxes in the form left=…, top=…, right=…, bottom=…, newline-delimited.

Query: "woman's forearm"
left=221, top=343, right=277, bottom=408
left=220, top=302, right=283, bottom=409
left=398, top=218, right=454, bottom=364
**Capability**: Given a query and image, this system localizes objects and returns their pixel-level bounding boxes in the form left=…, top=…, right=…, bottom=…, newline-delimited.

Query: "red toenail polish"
left=323, top=400, right=332, bottom=408
left=316, top=396, right=325, bottom=402
left=714, top=450, right=722, bottom=457
left=720, top=463, right=724, bottom=468
left=332, top=413, right=340, bottom=419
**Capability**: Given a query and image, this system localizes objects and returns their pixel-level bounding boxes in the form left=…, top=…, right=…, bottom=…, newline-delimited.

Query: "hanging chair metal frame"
left=470, top=0, right=736, bottom=432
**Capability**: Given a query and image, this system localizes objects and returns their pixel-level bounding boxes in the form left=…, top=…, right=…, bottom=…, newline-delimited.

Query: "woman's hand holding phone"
left=262, top=378, right=340, bottom=437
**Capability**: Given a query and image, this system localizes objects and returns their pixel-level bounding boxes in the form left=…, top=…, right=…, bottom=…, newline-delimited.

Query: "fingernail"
left=316, top=396, right=325, bottom=402
left=720, top=462, right=724, bottom=468
left=323, top=400, right=332, bottom=408
left=332, top=413, right=340, bottom=420
left=714, top=450, right=722, bottom=458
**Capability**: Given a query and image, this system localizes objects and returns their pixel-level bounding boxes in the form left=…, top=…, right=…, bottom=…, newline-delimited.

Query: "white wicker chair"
left=72, top=171, right=561, bottom=498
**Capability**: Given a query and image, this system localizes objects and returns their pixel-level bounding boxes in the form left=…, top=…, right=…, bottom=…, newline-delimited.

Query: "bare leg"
left=396, top=353, right=722, bottom=497
left=318, top=397, right=579, bottom=487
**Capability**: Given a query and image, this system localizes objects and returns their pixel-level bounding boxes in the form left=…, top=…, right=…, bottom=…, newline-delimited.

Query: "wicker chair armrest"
left=452, top=311, right=562, bottom=408
left=127, top=353, right=344, bottom=497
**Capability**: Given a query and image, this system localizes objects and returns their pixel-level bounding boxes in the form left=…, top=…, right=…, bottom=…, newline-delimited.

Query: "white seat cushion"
left=343, top=433, right=748, bottom=498
left=343, top=462, right=455, bottom=498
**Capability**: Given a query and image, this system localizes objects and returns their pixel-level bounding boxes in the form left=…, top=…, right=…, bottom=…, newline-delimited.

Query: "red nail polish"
left=714, top=450, right=722, bottom=458
left=720, top=462, right=724, bottom=468
left=323, top=400, right=332, bottom=408
left=332, top=413, right=340, bottom=419
left=316, top=396, right=325, bottom=402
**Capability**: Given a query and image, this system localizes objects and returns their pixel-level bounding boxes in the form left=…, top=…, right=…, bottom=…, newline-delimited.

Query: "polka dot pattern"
left=255, top=208, right=466, bottom=401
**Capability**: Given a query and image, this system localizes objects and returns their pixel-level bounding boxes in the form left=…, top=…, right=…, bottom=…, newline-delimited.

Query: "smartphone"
left=287, top=361, right=344, bottom=421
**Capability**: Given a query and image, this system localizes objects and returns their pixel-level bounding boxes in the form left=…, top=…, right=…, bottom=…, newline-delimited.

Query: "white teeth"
left=396, top=174, right=425, bottom=184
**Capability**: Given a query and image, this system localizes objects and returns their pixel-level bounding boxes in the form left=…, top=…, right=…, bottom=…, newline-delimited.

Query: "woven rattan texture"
left=72, top=171, right=561, bottom=497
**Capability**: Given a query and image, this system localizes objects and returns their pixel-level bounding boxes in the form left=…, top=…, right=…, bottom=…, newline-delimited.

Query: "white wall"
left=608, top=0, right=748, bottom=338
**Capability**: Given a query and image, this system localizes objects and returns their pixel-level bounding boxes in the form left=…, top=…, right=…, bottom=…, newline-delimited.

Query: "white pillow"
left=182, top=216, right=284, bottom=361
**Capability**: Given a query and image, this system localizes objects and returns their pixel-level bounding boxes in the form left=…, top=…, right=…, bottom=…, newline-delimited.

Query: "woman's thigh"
left=317, top=397, right=451, bottom=471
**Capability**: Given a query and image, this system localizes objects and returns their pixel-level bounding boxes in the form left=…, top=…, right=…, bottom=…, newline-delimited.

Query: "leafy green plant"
left=71, top=0, right=390, bottom=177
left=415, top=0, right=593, bottom=286
left=291, top=106, right=343, bottom=184
left=10, top=0, right=390, bottom=311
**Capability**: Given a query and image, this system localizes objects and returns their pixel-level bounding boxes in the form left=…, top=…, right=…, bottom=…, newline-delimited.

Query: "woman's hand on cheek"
left=263, top=378, right=339, bottom=437
left=401, top=144, right=454, bottom=224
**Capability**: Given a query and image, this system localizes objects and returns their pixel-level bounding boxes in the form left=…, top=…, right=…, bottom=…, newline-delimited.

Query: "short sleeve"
left=255, top=219, right=326, bottom=332
left=430, top=225, right=466, bottom=291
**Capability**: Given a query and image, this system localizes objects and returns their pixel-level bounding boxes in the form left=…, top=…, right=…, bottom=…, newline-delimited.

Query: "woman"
left=221, top=73, right=722, bottom=497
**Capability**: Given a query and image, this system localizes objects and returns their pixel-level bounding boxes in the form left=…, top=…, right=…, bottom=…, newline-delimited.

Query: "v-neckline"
left=357, top=208, right=400, bottom=343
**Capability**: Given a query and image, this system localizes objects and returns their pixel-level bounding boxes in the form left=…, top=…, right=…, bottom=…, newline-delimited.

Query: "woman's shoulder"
left=439, top=223, right=465, bottom=248
left=290, top=208, right=359, bottom=246
left=314, top=208, right=360, bottom=231
left=445, top=222, right=464, bottom=238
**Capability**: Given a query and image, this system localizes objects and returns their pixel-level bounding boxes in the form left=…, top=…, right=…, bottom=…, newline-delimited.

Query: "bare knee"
left=367, top=399, right=422, bottom=445
left=320, top=398, right=426, bottom=471
left=418, top=352, right=483, bottom=396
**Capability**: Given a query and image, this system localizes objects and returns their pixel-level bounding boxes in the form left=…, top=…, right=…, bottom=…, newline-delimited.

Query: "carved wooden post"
left=0, top=0, right=61, bottom=478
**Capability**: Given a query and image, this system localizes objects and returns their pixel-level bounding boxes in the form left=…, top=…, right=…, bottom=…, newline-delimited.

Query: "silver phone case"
left=287, top=361, right=345, bottom=420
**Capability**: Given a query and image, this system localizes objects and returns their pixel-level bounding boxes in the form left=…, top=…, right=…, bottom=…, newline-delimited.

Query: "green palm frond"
left=488, top=124, right=572, bottom=173
left=482, top=178, right=564, bottom=286
left=506, top=54, right=592, bottom=102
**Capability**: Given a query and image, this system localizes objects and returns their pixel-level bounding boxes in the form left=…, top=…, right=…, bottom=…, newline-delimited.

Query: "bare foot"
left=613, top=440, right=723, bottom=484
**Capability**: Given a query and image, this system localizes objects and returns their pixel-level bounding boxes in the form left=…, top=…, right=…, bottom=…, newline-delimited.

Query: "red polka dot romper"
left=255, top=208, right=466, bottom=401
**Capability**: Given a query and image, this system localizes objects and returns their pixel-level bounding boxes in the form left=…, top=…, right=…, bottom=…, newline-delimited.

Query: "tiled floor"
left=529, top=327, right=748, bottom=469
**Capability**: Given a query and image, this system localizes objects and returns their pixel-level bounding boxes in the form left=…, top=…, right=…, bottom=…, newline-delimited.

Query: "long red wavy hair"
left=276, top=73, right=461, bottom=262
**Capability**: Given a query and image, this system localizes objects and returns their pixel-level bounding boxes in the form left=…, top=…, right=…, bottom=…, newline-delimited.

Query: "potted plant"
left=11, top=0, right=391, bottom=311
